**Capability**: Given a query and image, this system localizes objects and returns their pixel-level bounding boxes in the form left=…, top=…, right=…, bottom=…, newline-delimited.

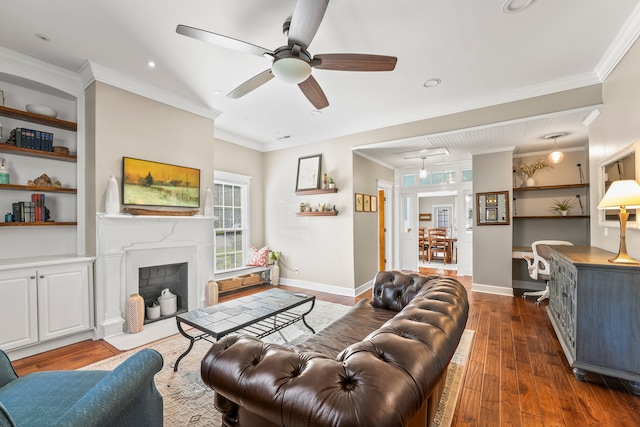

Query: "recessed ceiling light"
left=35, top=33, right=51, bottom=42
left=213, top=90, right=222, bottom=95
left=423, top=78, right=441, bottom=88
left=147, top=61, right=156, bottom=68
left=502, top=0, right=536, bottom=14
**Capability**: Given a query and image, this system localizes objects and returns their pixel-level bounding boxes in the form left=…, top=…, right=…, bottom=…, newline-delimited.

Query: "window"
left=214, top=172, right=250, bottom=272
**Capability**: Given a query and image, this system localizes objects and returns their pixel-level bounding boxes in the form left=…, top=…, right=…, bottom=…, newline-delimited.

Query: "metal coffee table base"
left=173, top=290, right=315, bottom=371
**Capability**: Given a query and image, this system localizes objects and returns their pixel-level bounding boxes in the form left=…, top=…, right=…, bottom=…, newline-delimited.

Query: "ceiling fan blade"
left=227, top=69, right=275, bottom=99
left=298, top=75, right=329, bottom=110
left=313, top=54, right=397, bottom=71
left=176, top=24, right=274, bottom=57
left=288, top=0, right=329, bottom=50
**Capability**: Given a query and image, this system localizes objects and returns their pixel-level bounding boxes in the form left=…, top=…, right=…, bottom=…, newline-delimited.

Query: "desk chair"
left=522, top=240, right=573, bottom=304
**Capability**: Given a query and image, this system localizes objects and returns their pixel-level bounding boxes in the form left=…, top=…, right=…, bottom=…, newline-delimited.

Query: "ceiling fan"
left=176, top=0, right=397, bottom=109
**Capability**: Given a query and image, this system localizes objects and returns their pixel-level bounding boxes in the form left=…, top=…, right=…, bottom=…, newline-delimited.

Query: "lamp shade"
left=548, top=150, right=564, bottom=164
left=597, top=180, right=640, bottom=209
left=271, top=58, right=311, bottom=84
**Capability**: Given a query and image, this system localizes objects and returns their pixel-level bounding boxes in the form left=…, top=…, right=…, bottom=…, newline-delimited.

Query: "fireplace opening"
left=139, top=262, right=188, bottom=324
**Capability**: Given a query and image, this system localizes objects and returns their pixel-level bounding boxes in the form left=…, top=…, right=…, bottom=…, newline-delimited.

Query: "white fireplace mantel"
left=95, top=213, right=215, bottom=338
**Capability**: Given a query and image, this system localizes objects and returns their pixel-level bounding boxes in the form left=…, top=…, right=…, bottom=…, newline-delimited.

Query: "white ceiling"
left=1, top=0, right=639, bottom=169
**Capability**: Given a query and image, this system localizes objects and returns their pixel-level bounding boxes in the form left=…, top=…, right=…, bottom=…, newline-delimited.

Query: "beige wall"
left=590, top=37, right=640, bottom=258
left=85, top=82, right=215, bottom=255
left=213, top=138, right=265, bottom=246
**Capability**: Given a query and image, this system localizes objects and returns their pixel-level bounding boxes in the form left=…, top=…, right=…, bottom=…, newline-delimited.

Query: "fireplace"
left=95, top=214, right=215, bottom=338
left=139, top=262, right=188, bottom=323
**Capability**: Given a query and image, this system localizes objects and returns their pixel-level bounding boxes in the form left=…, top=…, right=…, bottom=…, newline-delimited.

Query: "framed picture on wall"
left=363, top=194, right=371, bottom=212
left=485, top=207, right=498, bottom=221
left=295, top=154, right=322, bottom=191
left=355, top=193, right=364, bottom=212
left=371, top=195, right=377, bottom=212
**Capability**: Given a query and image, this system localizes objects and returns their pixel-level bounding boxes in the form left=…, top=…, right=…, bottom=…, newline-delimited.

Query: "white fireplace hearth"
left=95, top=213, right=215, bottom=339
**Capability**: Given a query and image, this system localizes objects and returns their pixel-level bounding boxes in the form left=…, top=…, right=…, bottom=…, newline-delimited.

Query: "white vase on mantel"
left=272, top=261, right=280, bottom=287
left=526, top=177, right=536, bottom=187
left=105, top=175, right=120, bottom=215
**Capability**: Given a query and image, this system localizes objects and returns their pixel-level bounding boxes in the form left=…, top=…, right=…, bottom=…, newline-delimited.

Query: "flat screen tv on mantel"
left=122, top=157, right=200, bottom=208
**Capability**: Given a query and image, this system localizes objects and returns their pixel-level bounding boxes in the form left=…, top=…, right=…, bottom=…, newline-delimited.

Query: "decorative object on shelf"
left=269, top=251, right=281, bottom=286
left=25, top=104, right=58, bottom=118
left=545, top=132, right=566, bottom=164
left=0, top=158, right=9, bottom=184
left=146, top=301, right=160, bottom=320
left=105, top=175, right=120, bottom=215
left=597, top=179, right=640, bottom=264
left=299, top=202, right=306, bottom=212
left=549, top=198, right=575, bottom=216
left=5, top=213, right=13, bottom=222
left=53, top=146, right=69, bottom=155
left=126, top=293, right=145, bottom=333
left=516, top=158, right=552, bottom=186
left=27, top=173, right=61, bottom=188
left=328, top=177, right=335, bottom=189
left=322, top=172, right=328, bottom=189
left=295, top=154, right=322, bottom=191
left=0, top=122, right=3, bottom=140
left=204, top=187, right=214, bottom=217
left=158, top=288, right=177, bottom=316
left=205, top=280, right=219, bottom=306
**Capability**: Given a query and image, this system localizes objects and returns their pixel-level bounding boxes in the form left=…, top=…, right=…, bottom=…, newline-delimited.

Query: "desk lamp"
left=597, top=179, right=640, bottom=264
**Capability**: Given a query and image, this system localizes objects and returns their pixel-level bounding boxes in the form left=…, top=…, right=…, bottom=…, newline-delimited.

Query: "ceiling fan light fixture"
left=272, top=57, right=311, bottom=84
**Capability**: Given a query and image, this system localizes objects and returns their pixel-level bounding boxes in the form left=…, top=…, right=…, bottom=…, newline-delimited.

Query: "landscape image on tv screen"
left=122, top=157, right=200, bottom=208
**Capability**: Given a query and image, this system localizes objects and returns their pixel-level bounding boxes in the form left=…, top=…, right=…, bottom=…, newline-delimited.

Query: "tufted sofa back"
left=201, top=272, right=469, bottom=427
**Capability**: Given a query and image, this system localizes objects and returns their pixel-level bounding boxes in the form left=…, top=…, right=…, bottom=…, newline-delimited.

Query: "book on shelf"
left=13, top=128, right=54, bottom=151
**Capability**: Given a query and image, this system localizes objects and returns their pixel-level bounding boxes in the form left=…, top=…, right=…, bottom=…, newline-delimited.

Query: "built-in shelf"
left=295, top=188, right=338, bottom=196
left=513, top=183, right=589, bottom=192
left=514, top=215, right=590, bottom=219
left=296, top=211, right=338, bottom=217
left=0, top=222, right=77, bottom=227
left=0, top=105, right=77, bottom=131
left=0, top=184, right=76, bottom=193
left=0, top=144, right=77, bottom=162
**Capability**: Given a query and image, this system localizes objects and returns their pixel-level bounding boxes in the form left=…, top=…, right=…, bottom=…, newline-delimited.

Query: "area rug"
left=83, top=302, right=473, bottom=427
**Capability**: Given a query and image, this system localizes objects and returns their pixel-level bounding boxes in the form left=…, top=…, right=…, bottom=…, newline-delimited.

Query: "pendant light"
left=546, top=133, right=566, bottom=164
left=419, top=157, right=427, bottom=179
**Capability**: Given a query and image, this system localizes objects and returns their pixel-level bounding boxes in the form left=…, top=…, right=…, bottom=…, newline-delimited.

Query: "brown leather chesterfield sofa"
left=201, top=271, right=469, bottom=427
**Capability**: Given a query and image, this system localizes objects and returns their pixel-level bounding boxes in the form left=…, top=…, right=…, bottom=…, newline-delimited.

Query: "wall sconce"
left=597, top=179, right=640, bottom=264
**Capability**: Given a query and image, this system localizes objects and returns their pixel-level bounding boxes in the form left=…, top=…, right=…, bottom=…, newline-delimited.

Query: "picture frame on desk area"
left=295, top=154, right=322, bottom=191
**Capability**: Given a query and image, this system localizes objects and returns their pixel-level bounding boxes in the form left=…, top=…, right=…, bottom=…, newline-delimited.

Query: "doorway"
left=419, top=191, right=458, bottom=271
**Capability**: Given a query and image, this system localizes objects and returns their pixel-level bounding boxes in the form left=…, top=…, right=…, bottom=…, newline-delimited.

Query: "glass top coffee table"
left=173, top=288, right=315, bottom=371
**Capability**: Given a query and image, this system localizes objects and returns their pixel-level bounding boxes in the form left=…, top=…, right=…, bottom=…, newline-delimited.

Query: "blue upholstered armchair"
left=0, top=348, right=163, bottom=427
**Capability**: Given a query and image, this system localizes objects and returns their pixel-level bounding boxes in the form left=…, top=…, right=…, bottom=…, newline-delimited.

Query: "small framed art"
left=355, top=193, right=364, bottom=212
left=295, top=154, right=322, bottom=191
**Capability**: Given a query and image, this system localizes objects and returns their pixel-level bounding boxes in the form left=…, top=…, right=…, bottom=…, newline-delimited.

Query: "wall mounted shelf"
left=0, top=184, right=77, bottom=193
left=514, top=215, right=590, bottom=219
left=295, top=188, right=338, bottom=196
left=0, top=105, right=77, bottom=131
left=513, top=183, right=588, bottom=192
left=0, top=144, right=77, bottom=162
left=0, top=222, right=77, bottom=227
left=296, top=211, right=338, bottom=217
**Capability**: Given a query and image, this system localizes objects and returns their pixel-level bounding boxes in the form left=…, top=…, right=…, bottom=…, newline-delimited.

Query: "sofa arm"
left=57, top=348, right=163, bottom=427
left=371, top=270, right=438, bottom=311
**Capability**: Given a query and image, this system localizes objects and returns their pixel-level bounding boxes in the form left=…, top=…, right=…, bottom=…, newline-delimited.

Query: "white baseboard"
left=472, top=282, right=514, bottom=297
left=280, top=278, right=372, bottom=298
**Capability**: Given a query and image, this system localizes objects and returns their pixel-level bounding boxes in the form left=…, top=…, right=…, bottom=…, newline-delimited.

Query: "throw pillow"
left=247, top=245, right=269, bottom=267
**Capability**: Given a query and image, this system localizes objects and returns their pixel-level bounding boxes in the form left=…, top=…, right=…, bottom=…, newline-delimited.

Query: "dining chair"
left=427, top=228, right=449, bottom=264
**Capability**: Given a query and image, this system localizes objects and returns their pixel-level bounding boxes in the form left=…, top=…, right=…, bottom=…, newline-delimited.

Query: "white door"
left=0, top=270, right=38, bottom=350
left=399, top=192, right=418, bottom=271
left=38, top=263, right=92, bottom=341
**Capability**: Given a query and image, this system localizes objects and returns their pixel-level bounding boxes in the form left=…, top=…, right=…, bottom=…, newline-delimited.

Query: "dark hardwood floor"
left=11, top=268, right=640, bottom=426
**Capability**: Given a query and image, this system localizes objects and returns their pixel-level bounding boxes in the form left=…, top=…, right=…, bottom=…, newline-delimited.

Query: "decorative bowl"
left=25, top=104, right=58, bottom=118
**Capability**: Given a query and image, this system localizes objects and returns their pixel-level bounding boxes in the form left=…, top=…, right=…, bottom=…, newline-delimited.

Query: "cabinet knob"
left=30, top=275, right=36, bottom=279
left=39, top=274, right=45, bottom=279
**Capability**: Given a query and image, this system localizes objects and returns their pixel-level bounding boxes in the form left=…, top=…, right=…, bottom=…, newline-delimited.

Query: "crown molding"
left=595, top=2, right=640, bottom=81
left=0, top=46, right=82, bottom=98
left=78, top=60, right=221, bottom=121
left=213, top=127, right=265, bottom=152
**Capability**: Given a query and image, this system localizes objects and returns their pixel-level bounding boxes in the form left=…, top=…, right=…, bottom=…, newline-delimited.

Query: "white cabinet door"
left=37, top=263, right=93, bottom=342
left=0, top=270, right=38, bottom=350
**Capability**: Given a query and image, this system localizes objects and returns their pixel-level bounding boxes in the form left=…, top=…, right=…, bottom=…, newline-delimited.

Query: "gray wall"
left=472, top=151, right=513, bottom=293
left=590, top=36, right=640, bottom=258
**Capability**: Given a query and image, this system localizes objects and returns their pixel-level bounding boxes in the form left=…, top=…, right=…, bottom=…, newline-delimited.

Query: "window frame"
left=213, top=171, right=251, bottom=273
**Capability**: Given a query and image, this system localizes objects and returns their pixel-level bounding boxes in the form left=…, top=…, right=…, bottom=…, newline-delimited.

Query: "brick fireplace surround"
left=95, top=214, right=215, bottom=339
